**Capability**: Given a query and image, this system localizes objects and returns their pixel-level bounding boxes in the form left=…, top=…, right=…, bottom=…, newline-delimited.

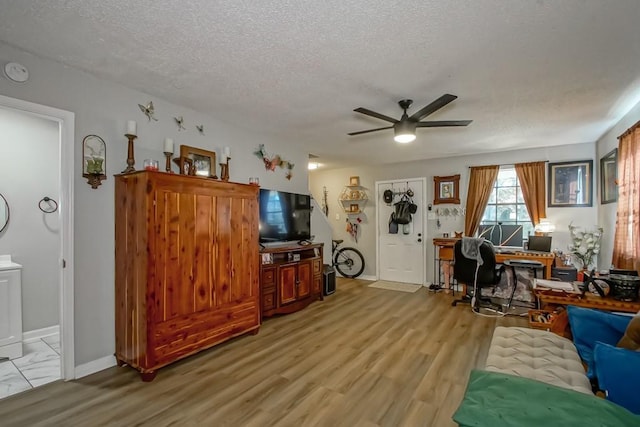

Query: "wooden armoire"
left=114, top=171, right=260, bottom=380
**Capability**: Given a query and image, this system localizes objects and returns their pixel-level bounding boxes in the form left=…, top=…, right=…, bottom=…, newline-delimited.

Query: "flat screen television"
left=259, top=188, right=311, bottom=243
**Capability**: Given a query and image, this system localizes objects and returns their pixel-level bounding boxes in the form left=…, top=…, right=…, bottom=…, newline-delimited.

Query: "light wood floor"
left=0, top=279, right=526, bottom=427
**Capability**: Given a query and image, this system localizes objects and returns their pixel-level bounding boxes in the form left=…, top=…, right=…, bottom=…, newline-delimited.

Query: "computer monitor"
left=478, top=224, right=523, bottom=247
left=528, top=235, right=552, bottom=252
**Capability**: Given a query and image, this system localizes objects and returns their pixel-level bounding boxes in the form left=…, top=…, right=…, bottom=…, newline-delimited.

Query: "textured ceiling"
left=1, top=0, right=640, bottom=169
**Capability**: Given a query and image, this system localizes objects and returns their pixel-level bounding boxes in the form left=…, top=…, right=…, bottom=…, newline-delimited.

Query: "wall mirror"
left=0, top=193, right=9, bottom=233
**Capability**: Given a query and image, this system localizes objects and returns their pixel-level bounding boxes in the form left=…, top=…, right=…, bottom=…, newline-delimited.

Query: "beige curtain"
left=464, top=165, right=499, bottom=236
left=515, top=161, right=547, bottom=226
left=612, top=121, right=640, bottom=271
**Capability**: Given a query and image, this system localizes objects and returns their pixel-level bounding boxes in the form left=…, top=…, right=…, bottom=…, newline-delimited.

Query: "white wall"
left=0, top=41, right=310, bottom=367
left=310, top=198, right=333, bottom=266
left=310, top=143, right=598, bottom=282
left=596, top=100, right=640, bottom=269
left=0, top=108, right=60, bottom=332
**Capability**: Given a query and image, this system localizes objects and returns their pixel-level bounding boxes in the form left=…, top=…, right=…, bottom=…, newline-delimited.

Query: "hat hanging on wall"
left=383, top=189, right=393, bottom=204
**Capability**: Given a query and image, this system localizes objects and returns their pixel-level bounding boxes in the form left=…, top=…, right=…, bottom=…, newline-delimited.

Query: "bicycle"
left=332, top=239, right=365, bottom=278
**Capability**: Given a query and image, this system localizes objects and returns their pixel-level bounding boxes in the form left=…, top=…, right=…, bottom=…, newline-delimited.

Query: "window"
left=479, top=167, right=533, bottom=246
left=265, top=191, right=287, bottom=234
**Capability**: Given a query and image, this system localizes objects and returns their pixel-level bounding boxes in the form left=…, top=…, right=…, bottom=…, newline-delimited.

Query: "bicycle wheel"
left=334, top=247, right=365, bottom=278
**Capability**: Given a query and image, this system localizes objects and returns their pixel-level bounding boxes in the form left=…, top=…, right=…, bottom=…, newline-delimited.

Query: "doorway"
left=376, top=178, right=426, bottom=285
left=0, top=95, right=75, bottom=389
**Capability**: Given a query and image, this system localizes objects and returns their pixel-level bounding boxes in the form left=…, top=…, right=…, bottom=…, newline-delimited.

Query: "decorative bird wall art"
left=174, top=116, right=186, bottom=131
left=138, top=101, right=158, bottom=121
left=196, top=125, right=205, bottom=135
left=253, top=144, right=295, bottom=180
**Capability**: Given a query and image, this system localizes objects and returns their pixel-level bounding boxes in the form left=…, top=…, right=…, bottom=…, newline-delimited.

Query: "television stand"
left=260, top=242, right=324, bottom=319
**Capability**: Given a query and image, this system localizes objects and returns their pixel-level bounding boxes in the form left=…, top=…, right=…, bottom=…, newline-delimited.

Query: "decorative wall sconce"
left=122, top=120, right=137, bottom=173
left=82, top=134, right=107, bottom=189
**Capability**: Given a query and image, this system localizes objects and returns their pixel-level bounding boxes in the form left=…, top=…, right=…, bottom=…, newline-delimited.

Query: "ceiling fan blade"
left=417, top=120, right=472, bottom=127
left=409, top=94, right=458, bottom=121
left=354, top=108, right=398, bottom=123
left=348, top=126, right=393, bottom=136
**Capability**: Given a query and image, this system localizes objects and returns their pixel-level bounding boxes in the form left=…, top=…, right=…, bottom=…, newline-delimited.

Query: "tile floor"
left=0, top=334, right=61, bottom=399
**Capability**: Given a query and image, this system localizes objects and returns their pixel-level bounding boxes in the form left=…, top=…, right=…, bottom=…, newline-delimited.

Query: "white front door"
left=377, top=178, right=426, bottom=285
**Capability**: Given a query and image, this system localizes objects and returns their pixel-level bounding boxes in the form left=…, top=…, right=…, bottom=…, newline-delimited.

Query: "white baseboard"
left=23, top=325, right=60, bottom=342
left=74, top=355, right=117, bottom=379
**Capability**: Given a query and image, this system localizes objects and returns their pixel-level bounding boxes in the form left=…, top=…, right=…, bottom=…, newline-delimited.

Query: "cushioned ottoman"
left=453, top=370, right=640, bottom=427
left=485, top=326, right=592, bottom=394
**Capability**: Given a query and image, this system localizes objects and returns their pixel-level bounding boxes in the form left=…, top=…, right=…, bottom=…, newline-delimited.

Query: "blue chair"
left=568, top=305, right=640, bottom=414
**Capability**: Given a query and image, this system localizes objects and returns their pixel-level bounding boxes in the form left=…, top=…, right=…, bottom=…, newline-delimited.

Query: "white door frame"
left=375, top=177, right=427, bottom=285
left=0, top=94, right=75, bottom=380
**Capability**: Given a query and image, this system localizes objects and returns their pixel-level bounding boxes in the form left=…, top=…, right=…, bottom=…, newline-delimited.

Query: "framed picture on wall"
left=548, top=160, right=593, bottom=207
left=434, top=175, right=460, bottom=205
left=600, top=149, right=617, bottom=204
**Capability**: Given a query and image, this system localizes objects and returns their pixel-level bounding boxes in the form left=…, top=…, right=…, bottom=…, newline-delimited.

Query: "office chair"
left=451, top=239, right=505, bottom=311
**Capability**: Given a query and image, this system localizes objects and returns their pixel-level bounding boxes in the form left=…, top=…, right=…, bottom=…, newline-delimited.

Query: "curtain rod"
left=467, top=160, right=550, bottom=169
left=618, top=118, right=640, bottom=139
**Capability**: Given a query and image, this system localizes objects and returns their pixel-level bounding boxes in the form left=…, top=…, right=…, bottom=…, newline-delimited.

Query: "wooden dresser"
left=114, top=171, right=260, bottom=380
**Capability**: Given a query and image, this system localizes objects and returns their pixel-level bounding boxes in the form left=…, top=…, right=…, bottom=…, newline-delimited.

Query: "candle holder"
left=122, top=134, right=137, bottom=173
left=220, top=157, right=230, bottom=181
left=164, top=152, right=173, bottom=173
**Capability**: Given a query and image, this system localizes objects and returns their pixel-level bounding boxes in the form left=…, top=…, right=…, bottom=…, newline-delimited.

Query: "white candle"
left=126, top=120, right=137, bottom=136
left=164, top=138, right=174, bottom=154
left=223, top=146, right=231, bottom=159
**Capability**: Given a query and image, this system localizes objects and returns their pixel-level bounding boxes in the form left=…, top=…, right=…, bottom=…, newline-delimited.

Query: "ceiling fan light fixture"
left=394, top=121, right=416, bottom=143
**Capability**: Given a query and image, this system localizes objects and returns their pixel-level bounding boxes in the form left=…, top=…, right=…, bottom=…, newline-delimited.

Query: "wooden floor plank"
left=0, top=279, right=525, bottom=426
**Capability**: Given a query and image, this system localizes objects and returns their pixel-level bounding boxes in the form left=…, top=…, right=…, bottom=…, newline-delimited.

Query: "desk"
left=431, top=239, right=555, bottom=286
left=432, top=238, right=458, bottom=289
left=495, top=252, right=554, bottom=279
left=535, top=288, right=640, bottom=313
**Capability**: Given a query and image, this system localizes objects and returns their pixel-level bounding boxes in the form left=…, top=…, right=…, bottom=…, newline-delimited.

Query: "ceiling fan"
left=348, top=94, right=472, bottom=143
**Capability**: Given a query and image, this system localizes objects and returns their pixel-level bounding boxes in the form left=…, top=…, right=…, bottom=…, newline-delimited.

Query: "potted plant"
left=568, top=223, right=604, bottom=270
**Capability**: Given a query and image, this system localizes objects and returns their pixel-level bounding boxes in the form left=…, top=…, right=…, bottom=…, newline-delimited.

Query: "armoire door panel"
left=154, top=190, right=181, bottom=322
left=193, top=193, right=215, bottom=313
left=229, top=197, right=244, bottom=302
left=216, top=197, right=232, bottom=307
left=244, top=198, right=260, bottom=299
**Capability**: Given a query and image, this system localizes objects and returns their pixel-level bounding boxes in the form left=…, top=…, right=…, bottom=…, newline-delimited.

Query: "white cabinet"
left=0, top=255, right=23, bottom=359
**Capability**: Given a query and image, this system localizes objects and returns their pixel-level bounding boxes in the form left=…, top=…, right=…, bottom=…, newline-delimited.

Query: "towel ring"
left=38, top=197, right=58, bottom=213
